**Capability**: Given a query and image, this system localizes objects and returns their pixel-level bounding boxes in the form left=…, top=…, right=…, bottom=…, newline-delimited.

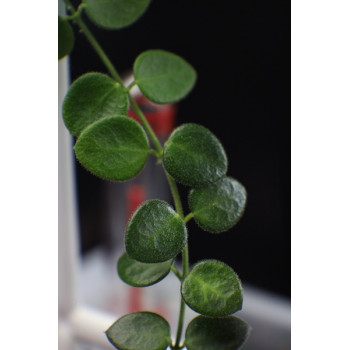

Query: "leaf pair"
left=62, top=51, right=196, bottom=118
left=119, top=206, right=243, bottom=317
left=59, top=40, right=196, bottom=106
left=119, top=258, right=243, bottom=319
left=63, top=74, right=246, bottom=231
left=62, top=72, right=147, bottom=180
left=116, top=257, right=246, bottom=349
left=163, top=123, right=247, bottom=233
left=106, top=312, right=250, bottom=350
left=62, top=48, right=197, bottom=181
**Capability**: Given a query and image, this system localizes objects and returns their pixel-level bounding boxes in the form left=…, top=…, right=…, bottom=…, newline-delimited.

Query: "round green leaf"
left=185, top=315, right=251, bottom=350
left=134, top=50, right=197, bottom=104
left=117, top=252, right=173, bottom=287
left=58, top=16, right=74, bottom=60
left=181, top=260, right=243, bottom=317
left=83, top=0, right=151, bottom=29
left=163, top=124, right=228, bottom=187
left=125, top=200, right=187, bottom=263
left=106, top=312, right=171, bottom=350
left=62, top=72, right=128, bottom=136
left=189, top=176, right=247, bottom=233
left=74, top=116, right=149, bottom=181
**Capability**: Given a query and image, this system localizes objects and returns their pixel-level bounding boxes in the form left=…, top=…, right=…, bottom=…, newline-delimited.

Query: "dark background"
left=68, top=0, right=290, bottom=297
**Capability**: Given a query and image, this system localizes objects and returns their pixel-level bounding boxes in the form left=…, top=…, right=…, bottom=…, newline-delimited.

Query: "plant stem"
left=165, top=175, right=189, bottom=348
left=63, top=0, right=123, bottom=84
left=127, top=80, right=137, bottom=91
left=184, top=212, right=194, bottom=224
left=128, top=96, right=163, bottom=154
left=165, top=172, right=184, bottom=219
left=173, top=296, right=186, bottom=349
left=170, top=265, right=183, bottom=281
left=148, top=148, right=161, bottom=158
left=164, top=174, right=189, bottom=280
left=64, top=2, right=190, bottom=345
left=63, top=0, right=163, bottom=155
left=63, top=3, right=86, bottom=20
left=172, top=242, right=189, bottom=349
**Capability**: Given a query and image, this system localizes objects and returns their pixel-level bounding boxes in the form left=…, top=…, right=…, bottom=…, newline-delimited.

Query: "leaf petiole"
left=184, top=212, right=194, bottom=224
left=63, top=4, right=191, bottom=346
left=170, top=265, right=183, bottom=281
left=64, top=0, right=164, bottom=156
left=126, top=80, right=137, bottom=92
left=148, top=148, right=162, bottom=160
left=63, top=2, right=86, bottom=21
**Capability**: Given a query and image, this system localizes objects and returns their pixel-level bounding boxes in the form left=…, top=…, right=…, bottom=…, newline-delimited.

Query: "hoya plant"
left=59, top=1, right=251, bottom=349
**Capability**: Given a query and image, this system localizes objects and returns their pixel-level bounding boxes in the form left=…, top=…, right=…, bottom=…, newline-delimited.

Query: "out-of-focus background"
left=59, top=0, right=290, bottom=349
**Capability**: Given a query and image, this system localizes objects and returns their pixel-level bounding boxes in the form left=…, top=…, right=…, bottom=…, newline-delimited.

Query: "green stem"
left=127, top=80, right=137, bottom=91
left=63, top=3, right=86, bottom=20
left=63, top=0, right=122, bottom=84
left=63, top=2, right=189, bottom=345
left=63, top=0, right=74, bottom=13
left=64, top=0, right=164, bottom=155
left=184, top=212, right=194, bottom=224
left=182, top=244, right=189, bottom=277
left=173, top=243, right=189, bottom=349
left=148, top=148, right=161, bottom=159
left=128, top=96, right=163, bottom=154
left=165, top=172, right=184, bottom=219
left=170, top=265, right=182, bottom=281
left=165, top=175, right=189, bottom=348
left=173, top=296, right=186, bottom=349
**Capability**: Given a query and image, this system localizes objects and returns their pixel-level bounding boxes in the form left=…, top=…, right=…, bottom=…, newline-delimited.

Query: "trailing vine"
left=59, top=1, right=251, bottom=349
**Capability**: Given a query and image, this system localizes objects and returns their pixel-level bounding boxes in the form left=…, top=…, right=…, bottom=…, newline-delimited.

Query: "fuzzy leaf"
left=106, top=312, right=171, bottom=350
left=58, top=16, right=74, bottom=59
left=185, top=315, right=251, bottom=350
left=63, top=72, right=128, bottom=136
left=163, top=123, right=227, bottom=187
left=189, top=177, right=247, bottom=233
left=117, top=252, right=173, bottom=287
left=83, top=0, right=151, bottom=29
left=181, top=260, right=243, bottom=317
left=134, top=50, right=197, bottom=104
left=126, top=200, right=187, bottom=263
left=74, top=116, right=149, bottom=181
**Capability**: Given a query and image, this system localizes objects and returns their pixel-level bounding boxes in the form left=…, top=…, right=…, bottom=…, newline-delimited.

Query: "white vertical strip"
left=58, top=57, right=81, bottom=318
left=58, top=320, right=75, bottom=350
